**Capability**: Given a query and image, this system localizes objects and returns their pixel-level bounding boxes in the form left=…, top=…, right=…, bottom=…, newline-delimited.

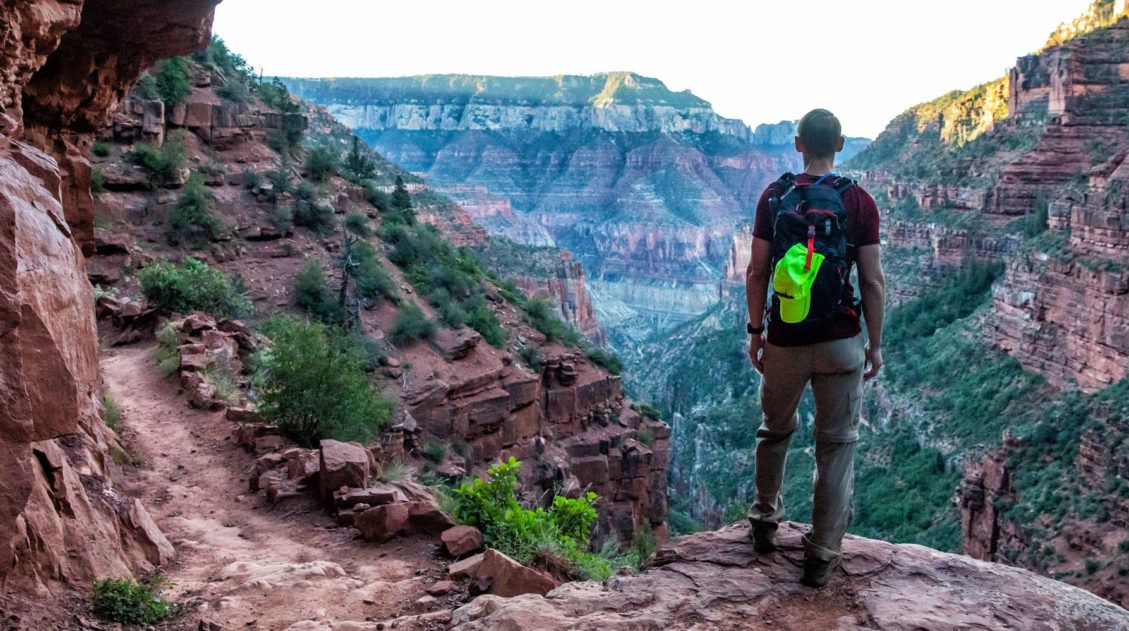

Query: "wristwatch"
left=747, top=322, right=765, bottom=335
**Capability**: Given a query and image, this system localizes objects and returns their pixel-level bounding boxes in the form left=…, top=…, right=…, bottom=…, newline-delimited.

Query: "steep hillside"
left=284, top=74, right=868, bottom=347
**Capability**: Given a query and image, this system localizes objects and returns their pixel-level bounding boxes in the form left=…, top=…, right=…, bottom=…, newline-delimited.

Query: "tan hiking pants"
left=748, top=333, right=865, bottom=562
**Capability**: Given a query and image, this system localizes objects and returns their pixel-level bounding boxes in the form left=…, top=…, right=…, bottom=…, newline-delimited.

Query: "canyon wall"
left=0, top=0, right=216, bottom=604
left=286, top=74, right=868, bottom=345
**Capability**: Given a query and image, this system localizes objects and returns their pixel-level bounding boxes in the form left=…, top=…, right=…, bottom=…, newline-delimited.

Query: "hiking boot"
left=800, top=555, right=841, bottom=588
left=749, top=521, right=777, bottom=553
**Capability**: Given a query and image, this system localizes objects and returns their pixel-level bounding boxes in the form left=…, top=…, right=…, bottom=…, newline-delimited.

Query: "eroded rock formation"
left=451, top=522, right=1129, bottom=630
left=0, top=0, right=217, bottom=605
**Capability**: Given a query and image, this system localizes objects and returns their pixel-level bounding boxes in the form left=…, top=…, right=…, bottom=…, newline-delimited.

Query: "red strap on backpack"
left=805, top=225, right=815, bottom=270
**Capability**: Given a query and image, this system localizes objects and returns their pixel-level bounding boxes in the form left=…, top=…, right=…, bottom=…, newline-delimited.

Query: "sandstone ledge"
left=451, top=522, right=1129, bottom=630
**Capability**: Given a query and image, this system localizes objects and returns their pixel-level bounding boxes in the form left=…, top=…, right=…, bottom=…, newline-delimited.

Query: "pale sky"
left=213, top=0, right=1093, bottom=139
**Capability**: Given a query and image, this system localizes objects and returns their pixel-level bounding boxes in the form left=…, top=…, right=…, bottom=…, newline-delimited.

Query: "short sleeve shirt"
left=752, top=173, right=881, bottom=347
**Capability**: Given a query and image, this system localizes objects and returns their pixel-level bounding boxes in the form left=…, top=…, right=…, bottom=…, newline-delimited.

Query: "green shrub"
left=352, top=242, right=397, bottom=303
left=390, top=303, right=436, bottom=346
left=91, top=576, right=183, bottom=625
left=102, top=393, right=121, bottom=430
left=293, top=198, right=335, bottom=234
left=215, top=78, right=250, bottom=103
left=305, top=145, right=339, bottom=183
left=295, top=259, right=342, bottom=325
left=131, top=132, right=187, bottom=189
left=378, top=458, right=406, bottom=483
left=265, top=167, right=292, bottom=198
left=153, top=56, right=192, bottom=106
left=518, top=345, right=542, bottom=371
left=257, top=78, right=299, bottom=113
left=259, top=316, right=394, bottom=447
left=92, top=141, right=111, bottom=157
left=269, top=204, right=293, bottom=234
left=91, top=168, right=107, bottom=196
left=135, top=73, right=160, bottom=101
left=451, top=458, right=616, bottom=580
left=343, top=136, right=376, bottom=182
left=586, top=347, right=623, bottom=375
left=155, top=322, right=181, bottom=376
left=139, top=257, right=251, bottom=318
left=1119, top=539, right=1129, bottom=553
left=635, top=426, right=654, bottom=446
left=391, top=175, right=412, bottom=210
left=522, top=298, right=581, bottom=345
left=1027, top=194, right=1050, bottom=237
left=423, top=440, right=447, bottom=464
left=1085, top=558, right=1101, bottom=575
left=242, top=168, right=262, bottom=190
left=166, top=174, right=224, bottom=245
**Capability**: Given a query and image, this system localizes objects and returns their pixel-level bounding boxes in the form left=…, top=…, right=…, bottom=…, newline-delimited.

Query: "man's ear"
left=794, top=136, right=804, bottom=154
left=835, top=135, right=845, bottom=153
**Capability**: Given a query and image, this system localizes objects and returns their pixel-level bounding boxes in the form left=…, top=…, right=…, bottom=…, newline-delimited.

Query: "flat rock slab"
left=451, top=522, right=1129, bottom=630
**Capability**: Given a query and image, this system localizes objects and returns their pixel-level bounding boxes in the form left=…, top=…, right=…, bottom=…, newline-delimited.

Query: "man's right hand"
left=749, top=333, right=766, bottom=374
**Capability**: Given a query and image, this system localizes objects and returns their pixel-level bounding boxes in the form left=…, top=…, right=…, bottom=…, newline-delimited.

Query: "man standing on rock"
left=744, top=109, right=886, bottom=587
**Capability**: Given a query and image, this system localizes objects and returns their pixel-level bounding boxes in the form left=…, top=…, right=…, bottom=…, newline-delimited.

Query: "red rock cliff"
left=0, top=0, right=217, bottom=606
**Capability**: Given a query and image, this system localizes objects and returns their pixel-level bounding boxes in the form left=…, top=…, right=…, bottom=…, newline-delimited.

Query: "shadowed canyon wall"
left=0, top=0, right=218, bottom=602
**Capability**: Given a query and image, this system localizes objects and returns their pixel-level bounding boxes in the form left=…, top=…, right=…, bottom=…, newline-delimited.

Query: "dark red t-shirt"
left=751, top=173, right=880, bottom=347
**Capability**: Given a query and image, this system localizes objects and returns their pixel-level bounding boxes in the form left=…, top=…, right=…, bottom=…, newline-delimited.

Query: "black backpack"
left=767, top=172, right=857, bottom=324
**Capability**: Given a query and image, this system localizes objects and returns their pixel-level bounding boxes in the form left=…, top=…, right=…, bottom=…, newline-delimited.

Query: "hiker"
left=744, top=109, right=885, bottom=588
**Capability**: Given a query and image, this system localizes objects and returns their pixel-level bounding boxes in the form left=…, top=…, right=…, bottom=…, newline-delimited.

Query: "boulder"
left=355, top=503, right=410, bottom=542
left=449, top=549, right=558, bottom=598
left=318, top=440, right=371, bottom=504
left=225, top=406, right=265, bottom=424
left=407, top=500, right=456, bottom=535
left=441, top=525, right=484, bottom=557
left=431, top=327, right=482, bottom=361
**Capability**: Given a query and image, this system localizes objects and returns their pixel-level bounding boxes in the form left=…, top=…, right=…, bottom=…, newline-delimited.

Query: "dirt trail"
left=101, top=344, right=446, bottom=630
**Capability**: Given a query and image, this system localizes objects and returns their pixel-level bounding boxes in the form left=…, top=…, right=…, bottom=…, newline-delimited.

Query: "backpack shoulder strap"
left=768, top=172, right=797, bottom=212
left=830, top=175, right=856, bottom=195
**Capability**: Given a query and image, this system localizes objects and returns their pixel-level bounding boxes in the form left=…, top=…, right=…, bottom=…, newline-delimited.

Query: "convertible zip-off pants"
left=747, top=333, right=865, bottom=562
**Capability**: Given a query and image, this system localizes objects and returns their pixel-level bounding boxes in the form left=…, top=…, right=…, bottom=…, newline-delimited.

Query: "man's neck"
left=802, top=157, right=836, bottom=177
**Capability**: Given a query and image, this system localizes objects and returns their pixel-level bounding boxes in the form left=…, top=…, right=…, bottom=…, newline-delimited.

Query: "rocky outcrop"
left=451, top=521, right=1129, bottom=630
left=0, top=0, right=217, bottom=605
left=512, top=252, right=604, bottom=344
left=403, top=347, right=670, bottom=541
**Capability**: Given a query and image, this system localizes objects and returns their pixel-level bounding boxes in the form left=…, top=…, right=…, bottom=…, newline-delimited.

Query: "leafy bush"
left=293, top=198, right=335, bottom=234
left=390, top=303, right=437, bottom=346
left=305, top=145, right=339, bottom=183
left=269, top=204, right=293, bottom=234
left=91, top=576, right=183, bottom=625
left=522, top=298, right=583, bottom=346
left=259, top=316, right=394, bottom=447
left=586, top=347, right=623, bottom=375
left=352, top=242, right=397, bottom=303
left=154, top=322, right=181, bottom=376
left=215, top=78, right=250, bottom=103
left=91, top=168, right=107, bottom=196
left=92, top=141, right=111, bottom=157
left=166, top=174, right=224, bottom=245
left=518, top=345, right=542, bottom=371
left=343, top=136, right=376, bottom=182
left=139, top=257, right=251, bottom=318
left=423, top=440, right=447, bottom=464
left=295, top=259, right=342, bottom=325
left=131, top=132, right=187, bottom=189
left=265, top=167, right=292, bottom=198
left=381, top=222, right=506, bottom=346
left=153, top=56, right=192, bottom=106
left=242, top=169, right=262, bottom=190
left=451, top=458, right=617, bottom=580
left=391, top=175, right=412, bottom=210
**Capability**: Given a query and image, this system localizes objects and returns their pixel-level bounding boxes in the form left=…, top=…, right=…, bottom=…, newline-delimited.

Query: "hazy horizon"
left=214, top=0, right=1094, bottom=139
